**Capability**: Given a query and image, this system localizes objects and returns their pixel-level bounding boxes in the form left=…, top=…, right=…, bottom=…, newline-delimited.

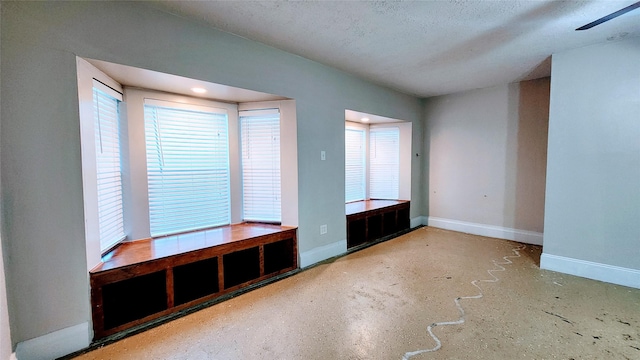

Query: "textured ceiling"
left=150, top=1, right=640, bottom=97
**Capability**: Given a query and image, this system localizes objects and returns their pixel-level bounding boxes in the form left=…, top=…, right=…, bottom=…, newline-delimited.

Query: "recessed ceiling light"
left=361, top=117, right=370, bottom=122
left=191, top=87, right=207, bottom=94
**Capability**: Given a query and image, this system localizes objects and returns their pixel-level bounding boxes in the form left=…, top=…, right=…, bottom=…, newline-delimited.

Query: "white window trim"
left=239, top=100, right=298, bottom=227
left=144, top=99, right=232, bottom=237
left=123, top=89, right=240, bottom=240
left=92, top=83, right=125, bottom=252
left=77, top=57, right=126, bottom=270
left=240, top=108, right=282, bottom=223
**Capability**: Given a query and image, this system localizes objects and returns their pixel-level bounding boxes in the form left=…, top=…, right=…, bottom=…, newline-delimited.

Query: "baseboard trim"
left=299, top=239, right=347, bottom=268
left=410, top=216, right=427, bottom=228
left=16, top=322, right=90, bottom=360
left=541, top=253, right=640, bottom=289
left=427, top=216, right=543, bottom=245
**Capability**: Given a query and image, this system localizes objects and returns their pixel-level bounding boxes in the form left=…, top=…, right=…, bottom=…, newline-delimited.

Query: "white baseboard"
left=410, top=216, right=427, bottom=228
left=15, top=322, right=90, bottom=360
left=427, top=216, right=543, bottom=245
left=299, top=239, right=346, bottom=268
left=541, top=253, right=640, bottom=289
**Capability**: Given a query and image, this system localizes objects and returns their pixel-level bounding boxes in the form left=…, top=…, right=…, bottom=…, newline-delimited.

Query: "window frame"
left=143, top=99, right=232, bottom=237
left=240, top=108, right=282, bottom=223
left=345, top=125, right=367, bottom=203
left=92, top=82, right=126, bottom=253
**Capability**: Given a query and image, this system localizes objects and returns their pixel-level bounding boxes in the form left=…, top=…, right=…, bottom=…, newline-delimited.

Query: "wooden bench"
left=346, top=200, right=410, bottom=249
left=90, top=223, right=297, bottom=340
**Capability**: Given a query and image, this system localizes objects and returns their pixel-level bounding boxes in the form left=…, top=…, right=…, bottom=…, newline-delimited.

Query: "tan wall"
left=425, top=78, right=550, bottom=233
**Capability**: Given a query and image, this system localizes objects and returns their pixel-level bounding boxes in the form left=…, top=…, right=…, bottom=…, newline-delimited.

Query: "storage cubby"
left=347, top=218, right=366, bottom=248
left=90, top=223, right=298, bottom=340
left=264, top=238, right=295, bottom=275
left=173, top=257, right=219, bottom=306
left=368, top=214, right=383, bottom=240
left=102, top=271, right=167, bottom=330
left=223, top=247, right=260, bottom=288
left=398, top=207, right=410, bottom=230
left=383, top=211, right=397, bottom=236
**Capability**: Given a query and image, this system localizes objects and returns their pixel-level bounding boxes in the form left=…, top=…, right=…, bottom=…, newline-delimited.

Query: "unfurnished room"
left=0, top=1, right=638, bottom=359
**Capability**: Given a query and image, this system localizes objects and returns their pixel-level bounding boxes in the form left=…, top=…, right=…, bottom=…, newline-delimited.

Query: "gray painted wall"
left=424, top=78, right=549, bottom=233
left=0, top=2, right=15, bottom=358
left=1, top=1, right=423, bottom=347
left=543, top=38, right=640, bottom=270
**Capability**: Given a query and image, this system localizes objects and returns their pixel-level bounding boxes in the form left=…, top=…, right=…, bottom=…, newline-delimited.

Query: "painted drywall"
left=0, top=242, right=10, bottom=359
left=0, top=0, right=423, bottom=353
left=0, top=4, right=15, bottom=359
left=542, top=38, right=640, bottom=272
left=425, top=78, right=549, bottom=235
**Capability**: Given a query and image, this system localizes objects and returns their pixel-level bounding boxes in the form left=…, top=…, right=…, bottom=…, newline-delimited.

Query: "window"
left=345, top=128, right=366, bottom=202
left=144, top=100, right=230, bottom=237
left=92, top=82, right=126, bottom=252
left=369, top=127, right=400, bottom=199
left=240, top=109, right=281, bottom=222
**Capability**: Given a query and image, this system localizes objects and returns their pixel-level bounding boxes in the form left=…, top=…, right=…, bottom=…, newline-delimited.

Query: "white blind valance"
left=240, top=109, right=281, bottom=222
left=369, top=127, right=400, bottom=200
left=92, top=86, right=125, bottom=252
left=345, top=128, right=366, bottom=203
left=144, top=100, right=230, bottom=237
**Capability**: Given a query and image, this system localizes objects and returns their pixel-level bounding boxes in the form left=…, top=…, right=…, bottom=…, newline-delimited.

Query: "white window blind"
left=144, top=100, right=230, bottom=237
left=92, top=84, right=125, bottom=252
left=240, top=109, right=281, bottom=222
left=345, top=128, right=366, bottom=203
left=369, top=127, right=400, bottom=200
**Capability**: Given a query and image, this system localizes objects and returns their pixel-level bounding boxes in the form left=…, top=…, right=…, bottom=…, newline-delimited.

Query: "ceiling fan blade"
left=576, top=1, right=640, bottom=30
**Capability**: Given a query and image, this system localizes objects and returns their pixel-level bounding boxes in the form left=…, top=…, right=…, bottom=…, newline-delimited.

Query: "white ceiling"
left=88, top=59, right=288, bottom=103
left=345, top=109, right=404, bottom=124
left=150, top=0, right=640, bottom=98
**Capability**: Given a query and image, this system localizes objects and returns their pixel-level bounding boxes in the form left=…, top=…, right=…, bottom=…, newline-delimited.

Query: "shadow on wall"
left=505, top=77, right=550, bottom=235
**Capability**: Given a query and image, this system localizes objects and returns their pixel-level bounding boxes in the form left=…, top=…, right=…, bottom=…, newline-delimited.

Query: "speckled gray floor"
left=76, top=227, right=640, bottom=360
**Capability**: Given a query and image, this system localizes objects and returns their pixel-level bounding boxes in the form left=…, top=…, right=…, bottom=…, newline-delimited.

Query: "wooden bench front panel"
left=90, top=225, right=297, bottom=340
left=346, top=200, right=410, bottom=249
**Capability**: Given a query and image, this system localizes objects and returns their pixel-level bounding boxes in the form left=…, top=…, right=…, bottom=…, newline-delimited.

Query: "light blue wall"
left=543, top=38, right=640, bottom=271
left=1, top=1, right=423, bottom=350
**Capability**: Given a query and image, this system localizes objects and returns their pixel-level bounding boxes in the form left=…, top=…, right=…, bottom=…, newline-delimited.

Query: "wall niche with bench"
left=90, top=223, right=297, bottom=340
left=346, top=200, right=410, bottom=249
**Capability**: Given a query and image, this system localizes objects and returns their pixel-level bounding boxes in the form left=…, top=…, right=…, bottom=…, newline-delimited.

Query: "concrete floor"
left=76, top=227, right=640, bottom=359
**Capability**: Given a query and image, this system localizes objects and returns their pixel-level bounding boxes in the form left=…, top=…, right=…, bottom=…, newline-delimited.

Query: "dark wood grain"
left=346, top=200, right=410, bottom=249
left=346, top=199, right=409, bottom=216
left=90, top=223, right=298, bottom=340
left=93, top=223, right=296, bottom=273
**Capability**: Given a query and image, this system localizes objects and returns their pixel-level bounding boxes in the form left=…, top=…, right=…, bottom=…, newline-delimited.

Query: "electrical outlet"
left=320, top=224, right=327, bottom=235
left=321, top=151, right=326, bottom=161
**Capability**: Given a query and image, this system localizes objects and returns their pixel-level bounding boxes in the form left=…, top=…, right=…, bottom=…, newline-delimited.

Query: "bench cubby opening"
left=173, top=257, right=219, bottom=306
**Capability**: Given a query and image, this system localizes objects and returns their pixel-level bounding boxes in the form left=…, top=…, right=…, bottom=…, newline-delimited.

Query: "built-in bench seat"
left=90, top=223, right=297, bottom=340
left=346, top=200, right=410, bottom=248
